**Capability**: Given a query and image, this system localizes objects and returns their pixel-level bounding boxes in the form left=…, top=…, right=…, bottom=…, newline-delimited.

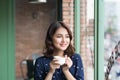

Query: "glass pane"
left=104, top=0, right=120, bottom=80
left=80, top=0, right=94, bottom=80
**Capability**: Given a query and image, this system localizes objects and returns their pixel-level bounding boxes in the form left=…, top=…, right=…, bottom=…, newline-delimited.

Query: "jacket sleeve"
left=34, top=58, right=45, bottom=80
left=74, top=54, right=84, bottom=80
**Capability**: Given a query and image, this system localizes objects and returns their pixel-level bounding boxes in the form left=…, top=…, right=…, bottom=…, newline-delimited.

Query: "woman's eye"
left=55, top=34, right=69, bottom=38
left=66, top=35, right=70, bottom=38
left=56, top=35, right=62, bottom=38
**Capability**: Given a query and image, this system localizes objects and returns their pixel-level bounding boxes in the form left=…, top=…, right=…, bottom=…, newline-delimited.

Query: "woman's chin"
left=60, top=48, right=67, bottom=51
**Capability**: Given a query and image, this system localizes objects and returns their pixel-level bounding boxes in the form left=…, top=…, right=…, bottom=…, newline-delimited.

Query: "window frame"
left=74, top=0, right=104, bottom=80
left=0, top=0, right=15, bottom=80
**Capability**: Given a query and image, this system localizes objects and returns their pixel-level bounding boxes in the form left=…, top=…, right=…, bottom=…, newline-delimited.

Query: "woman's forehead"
left=55, top=27, right=68, bottom=34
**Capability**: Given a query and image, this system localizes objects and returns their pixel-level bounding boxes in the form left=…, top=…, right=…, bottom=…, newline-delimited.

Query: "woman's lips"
left=60, top=44, right=67, bottom=47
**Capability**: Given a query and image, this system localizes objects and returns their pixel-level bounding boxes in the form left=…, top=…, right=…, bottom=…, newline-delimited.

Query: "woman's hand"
left=62, top=55, right=73, bottom=72
left=49, top=59, right=60, bottom=73
left=45, top=59, right=60, bottom=80
left=62, top=55, right=76, bottom=80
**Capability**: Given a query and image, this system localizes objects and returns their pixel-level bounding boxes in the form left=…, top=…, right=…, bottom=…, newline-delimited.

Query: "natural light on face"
left=52, top=27, right=70, bottom=51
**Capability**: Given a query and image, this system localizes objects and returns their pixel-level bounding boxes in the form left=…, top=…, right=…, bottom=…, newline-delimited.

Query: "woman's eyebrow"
left=56, top=34, right=69, bottom=35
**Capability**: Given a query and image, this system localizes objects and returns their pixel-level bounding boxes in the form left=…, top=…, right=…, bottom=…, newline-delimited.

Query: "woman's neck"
left=53, top=50, right=64, bottom=57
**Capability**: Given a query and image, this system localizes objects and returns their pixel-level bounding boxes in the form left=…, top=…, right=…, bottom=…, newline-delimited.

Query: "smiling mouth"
left=60, top=44, right=67, bottom=47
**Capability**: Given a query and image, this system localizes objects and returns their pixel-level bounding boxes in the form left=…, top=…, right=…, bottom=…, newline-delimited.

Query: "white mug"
left=54, top=56, right=65, bottom=65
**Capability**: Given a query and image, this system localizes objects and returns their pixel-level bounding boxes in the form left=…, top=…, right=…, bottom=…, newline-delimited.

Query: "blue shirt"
left=34, top=53, right=84, bottom=80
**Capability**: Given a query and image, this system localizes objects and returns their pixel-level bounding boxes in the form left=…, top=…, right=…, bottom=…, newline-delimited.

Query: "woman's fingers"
left=50, top=59, right=60, bottom=69
left=65, top=55, right=67, bottom=59
left=64, top=56, right=73, bottom=68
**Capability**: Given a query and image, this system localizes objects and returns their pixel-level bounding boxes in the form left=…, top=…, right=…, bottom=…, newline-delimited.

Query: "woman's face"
left=52, top=27, right=70, bottom=51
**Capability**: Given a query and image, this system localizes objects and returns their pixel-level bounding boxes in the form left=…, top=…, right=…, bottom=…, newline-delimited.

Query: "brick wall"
left=16, top=0, right=57, bottom=78
left=62, top=0, right=74, bottom=33
left=80, top=0, right=94, bottom=80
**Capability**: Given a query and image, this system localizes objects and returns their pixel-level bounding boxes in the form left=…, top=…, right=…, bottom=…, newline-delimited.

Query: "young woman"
left=34, top=21, right=84, bottom=80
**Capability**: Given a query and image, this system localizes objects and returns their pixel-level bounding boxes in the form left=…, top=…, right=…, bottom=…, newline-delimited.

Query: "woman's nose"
left=62, top=37, right=65, bottom=42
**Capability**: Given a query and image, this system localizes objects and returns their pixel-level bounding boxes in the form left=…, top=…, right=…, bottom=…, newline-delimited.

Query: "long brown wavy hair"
left=44, top=21, right=75, bottom=57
